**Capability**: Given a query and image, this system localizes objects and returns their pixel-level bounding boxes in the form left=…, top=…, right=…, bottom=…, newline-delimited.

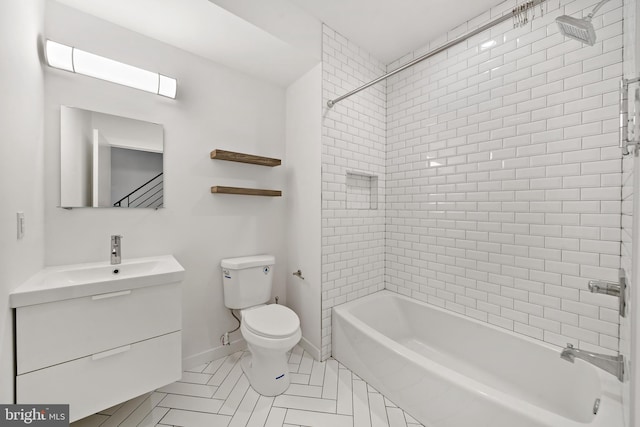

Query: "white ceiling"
left=52, top=0, right=320, bottom=87
left=288, top=0, right=506, bottom=64
left=53, top=0, right=506, bottom=86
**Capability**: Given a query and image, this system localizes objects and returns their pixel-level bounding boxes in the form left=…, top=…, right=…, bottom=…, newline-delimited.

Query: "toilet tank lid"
left=221, top=255, right=275, bottom=269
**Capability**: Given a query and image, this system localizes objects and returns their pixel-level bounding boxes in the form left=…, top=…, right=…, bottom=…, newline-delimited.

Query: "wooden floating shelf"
left=211, top=186, right=282, bottom=197
left=210, top=149, right=281, bottom=167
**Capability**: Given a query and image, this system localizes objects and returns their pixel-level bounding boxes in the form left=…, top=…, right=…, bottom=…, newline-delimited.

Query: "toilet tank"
left=221, top=255, right=275, bottom=309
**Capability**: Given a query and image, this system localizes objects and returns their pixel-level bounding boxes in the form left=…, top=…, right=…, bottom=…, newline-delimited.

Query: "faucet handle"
left=588, top=271, right=626, bottom=318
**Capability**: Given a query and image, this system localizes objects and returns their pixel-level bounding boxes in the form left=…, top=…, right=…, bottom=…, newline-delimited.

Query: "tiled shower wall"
left=385, top=0, right=623, bottom=354
left=321, top=25, right=386, bottom=359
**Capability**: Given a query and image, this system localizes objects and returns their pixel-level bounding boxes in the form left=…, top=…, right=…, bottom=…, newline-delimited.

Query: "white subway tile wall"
left=322, top=25, right=387, bottom=360
left=322, top=0, right=625, bottom=360
left=385, top=0, right=622, bottom=355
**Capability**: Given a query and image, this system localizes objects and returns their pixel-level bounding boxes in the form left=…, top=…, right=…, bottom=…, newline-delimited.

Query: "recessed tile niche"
left=346, top=171, right=378, bottom=210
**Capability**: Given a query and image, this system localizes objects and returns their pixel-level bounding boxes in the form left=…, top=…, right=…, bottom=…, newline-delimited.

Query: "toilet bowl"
left=220, top=254, right=301, bottom=395
left=239, top=304, right=301, bottom=396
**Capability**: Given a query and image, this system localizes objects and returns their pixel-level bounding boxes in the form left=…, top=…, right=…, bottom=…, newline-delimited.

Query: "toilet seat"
left=243, top=304, right=300, bottom=339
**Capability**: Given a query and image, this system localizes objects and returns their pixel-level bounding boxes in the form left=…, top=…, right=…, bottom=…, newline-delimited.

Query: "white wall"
left=385, top=0, right=623, bottom=355
left=0, top=0, right=45, bottom=403
left=44, top=1, right=288, bottom=367
left=92, top=111, right=164, bottom=153
left=285, top=64, right=322, bottom=359
left=321, top=25, right=387, bottom=360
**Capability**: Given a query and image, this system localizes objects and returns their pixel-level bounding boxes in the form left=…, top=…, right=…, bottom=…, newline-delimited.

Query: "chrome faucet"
left=110, top=235, right=122, bottom=265
left=560, top=343, right=624, bottom=382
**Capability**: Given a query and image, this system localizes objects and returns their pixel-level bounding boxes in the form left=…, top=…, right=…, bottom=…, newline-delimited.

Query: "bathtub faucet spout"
left=560, top=343, right=624, bottom=382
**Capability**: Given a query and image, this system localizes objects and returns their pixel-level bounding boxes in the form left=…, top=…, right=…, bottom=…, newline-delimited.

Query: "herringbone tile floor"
left=71, top=345, right=424, bottom=427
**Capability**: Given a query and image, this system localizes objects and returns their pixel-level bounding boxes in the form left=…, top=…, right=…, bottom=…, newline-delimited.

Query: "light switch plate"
left=17, top=212, right=24, bottom=239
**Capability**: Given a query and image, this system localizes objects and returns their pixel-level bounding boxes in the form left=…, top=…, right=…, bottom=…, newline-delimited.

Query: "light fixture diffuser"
left=45, top=40, right=73, bottom=72
left=158, top=74, right=177, bottom=99
left=45, top=39, right=177, bottom=99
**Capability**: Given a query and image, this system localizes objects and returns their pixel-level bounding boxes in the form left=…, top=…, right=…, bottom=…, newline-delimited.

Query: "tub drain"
left=593, top=398, right=600, bottom=415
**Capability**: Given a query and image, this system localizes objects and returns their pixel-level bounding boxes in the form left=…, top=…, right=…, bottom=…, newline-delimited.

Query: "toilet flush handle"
left=293, top=270, right=305, bottom=280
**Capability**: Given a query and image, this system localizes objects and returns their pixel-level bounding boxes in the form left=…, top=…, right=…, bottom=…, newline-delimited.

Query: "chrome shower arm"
left=327, top=0, right=548, bottom=108
left=586, top=0, right=610, bottom=20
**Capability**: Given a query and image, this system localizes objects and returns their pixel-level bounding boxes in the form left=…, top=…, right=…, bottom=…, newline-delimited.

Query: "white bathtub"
left=332, top=291, right=624, bottom=427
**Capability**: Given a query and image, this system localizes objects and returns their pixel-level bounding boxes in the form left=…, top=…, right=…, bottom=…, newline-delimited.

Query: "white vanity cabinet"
left=10, top=255, right=184, bottom=423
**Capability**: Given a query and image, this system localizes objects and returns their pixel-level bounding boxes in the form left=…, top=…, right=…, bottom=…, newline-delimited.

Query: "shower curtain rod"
left=327, top=0, right=547, bottom=108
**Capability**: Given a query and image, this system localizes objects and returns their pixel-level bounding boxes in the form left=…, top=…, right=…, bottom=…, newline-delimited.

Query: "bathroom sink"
left=46, top=259, right=167, bottom=285
left=10, top=255, right=185, bottom=307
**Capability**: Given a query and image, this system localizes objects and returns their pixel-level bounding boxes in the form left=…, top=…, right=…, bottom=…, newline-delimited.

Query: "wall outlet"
left=16, top=212, right=25, bottom=239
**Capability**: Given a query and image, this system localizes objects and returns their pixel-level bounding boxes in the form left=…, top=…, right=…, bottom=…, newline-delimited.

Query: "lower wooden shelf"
left=211, top=186, right=282, bottom=197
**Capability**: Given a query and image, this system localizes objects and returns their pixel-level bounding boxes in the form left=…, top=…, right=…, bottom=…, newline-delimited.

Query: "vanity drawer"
left=16, top=331, right=181, bottom=423
left=16, top=283, right=180, bottom=374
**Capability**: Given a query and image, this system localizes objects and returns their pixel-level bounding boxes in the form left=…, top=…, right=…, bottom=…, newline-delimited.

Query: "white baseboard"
left=182, top=338, right=247, bottom=371
left=298, top=336, right=321, bottom=361
left=183, top=335, right=321, bottom=370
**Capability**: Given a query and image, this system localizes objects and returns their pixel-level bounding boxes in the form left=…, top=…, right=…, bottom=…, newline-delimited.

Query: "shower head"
left=555, top=0, right=610, bottom=46
left=555, top=15, right=597, bottom=46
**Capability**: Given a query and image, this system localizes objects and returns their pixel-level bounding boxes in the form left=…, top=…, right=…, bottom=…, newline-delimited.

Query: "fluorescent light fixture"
left=45, top=40, right=177, bottom=99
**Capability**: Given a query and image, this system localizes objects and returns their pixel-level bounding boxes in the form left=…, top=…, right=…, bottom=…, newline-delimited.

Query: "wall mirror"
left=60, top=106, right=164, bottom=208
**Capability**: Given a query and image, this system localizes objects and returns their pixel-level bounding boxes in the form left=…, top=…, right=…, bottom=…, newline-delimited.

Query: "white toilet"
left=220, top=255, right=301, bottom=396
